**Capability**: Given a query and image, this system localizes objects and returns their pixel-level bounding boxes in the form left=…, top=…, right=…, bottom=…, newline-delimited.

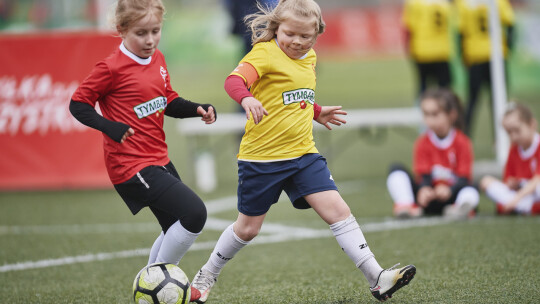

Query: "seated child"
left=386, top=88, right=479, bottom=219
left=480, top=102, right=540, bottom=215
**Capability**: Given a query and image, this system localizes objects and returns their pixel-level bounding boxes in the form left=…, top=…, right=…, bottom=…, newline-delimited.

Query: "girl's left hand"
left=434, top=184, right=452, bottom=201
left=316, top=106, right=347, bottom=130
left=197, top=106, right=216, bottom=124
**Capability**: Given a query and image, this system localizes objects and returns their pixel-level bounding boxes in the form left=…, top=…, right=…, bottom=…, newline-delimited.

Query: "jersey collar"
left=119, top=42, right=152, bottom=65
left=518, top=133, right=540, bottom=160
left=427, top=128, right=456, bottom=150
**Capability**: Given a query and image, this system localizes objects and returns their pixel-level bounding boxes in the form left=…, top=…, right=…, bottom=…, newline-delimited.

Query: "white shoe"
left=370, top=264, right=416, bottom=302
left=443, top=202, right=475, bottom=220
left=190, top=268, right=217, bottom=303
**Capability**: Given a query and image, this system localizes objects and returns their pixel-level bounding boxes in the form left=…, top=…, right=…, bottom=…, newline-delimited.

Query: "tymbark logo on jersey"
left=134, top=96, right=167, bottom=119
left=282, top=88, right=315, bottom=109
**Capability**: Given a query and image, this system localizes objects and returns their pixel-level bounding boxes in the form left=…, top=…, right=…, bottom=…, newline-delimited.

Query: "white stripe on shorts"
left=136, top=172, right=150, bottom=189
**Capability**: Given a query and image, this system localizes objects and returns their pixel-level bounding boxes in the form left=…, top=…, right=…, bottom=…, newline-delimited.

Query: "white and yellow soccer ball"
left=133, top=263, right=191, bottom=304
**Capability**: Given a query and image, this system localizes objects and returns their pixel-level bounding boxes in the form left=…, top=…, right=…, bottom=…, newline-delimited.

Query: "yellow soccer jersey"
left=457, top=0, right=514, bottom=66
left=231, top=40, right=319, bottom=161
left=403, top=0, right=453, bottom=63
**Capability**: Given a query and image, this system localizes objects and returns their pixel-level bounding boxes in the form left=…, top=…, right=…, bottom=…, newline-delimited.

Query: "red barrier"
left=316, top=6, right=404, bottom=56
left=0, top=31, right=121, bottom=190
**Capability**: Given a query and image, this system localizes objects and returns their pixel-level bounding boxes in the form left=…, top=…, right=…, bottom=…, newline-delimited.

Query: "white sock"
left=387, top=170, right=415, bottom=206
left=147, top=231, right=164, bottom=265
left=330, top=215, right=383, bottom=287
left=156, top=221, right=200, bottom=265
left=455, top=186, right=480, bottom=208
left=202, top=223, right=250, bottom=275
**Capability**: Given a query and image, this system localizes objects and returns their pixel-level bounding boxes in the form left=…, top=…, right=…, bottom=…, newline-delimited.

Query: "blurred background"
left=1, top=0, right=540, bottom=194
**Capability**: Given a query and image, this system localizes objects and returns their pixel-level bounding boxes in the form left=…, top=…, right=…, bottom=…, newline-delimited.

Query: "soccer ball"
left=133, top=263, right=191, bottom=304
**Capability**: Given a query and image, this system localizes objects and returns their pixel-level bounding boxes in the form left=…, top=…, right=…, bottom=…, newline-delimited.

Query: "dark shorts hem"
left=237, top=153, right=337, bottom=216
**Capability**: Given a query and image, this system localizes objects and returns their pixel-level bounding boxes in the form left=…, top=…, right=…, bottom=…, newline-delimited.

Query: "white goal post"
left=488, top=0, right=510, bottom=167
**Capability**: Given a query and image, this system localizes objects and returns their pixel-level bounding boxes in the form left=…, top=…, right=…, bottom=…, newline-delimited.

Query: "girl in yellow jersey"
left=190, top=1, right=415, bottom=303
left=457, top=0, right=515, bottom=136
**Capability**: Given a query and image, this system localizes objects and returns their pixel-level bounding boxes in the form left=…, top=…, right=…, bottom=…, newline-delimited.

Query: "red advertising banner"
left=0, top=31, right=121, bottom=190
left=316, top=6, right=404, bottom=56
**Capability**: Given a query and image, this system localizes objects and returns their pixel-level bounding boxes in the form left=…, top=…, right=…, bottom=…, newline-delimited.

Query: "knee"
left=180, top=201, right=207, bottom=233
left=233, top=222, right=260, bottom=242
left=457, top=186, right=480, bottom=206
left=387, top=166, right=411, bottom=187
left=479, top=175, right=496, bottom=191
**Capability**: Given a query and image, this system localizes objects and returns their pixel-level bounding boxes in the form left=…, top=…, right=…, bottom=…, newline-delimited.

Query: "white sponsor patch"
left=134, top=96, right=167, bottom=119
left=282, top=88, right=315, bottom=105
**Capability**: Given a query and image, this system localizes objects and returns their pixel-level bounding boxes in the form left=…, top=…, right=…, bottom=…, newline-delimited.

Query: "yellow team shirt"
left=403, top=0, right=453, bottom=63
left=231, top=40, right=319, bottom=161
left=457, top=0, right=514, bottom=66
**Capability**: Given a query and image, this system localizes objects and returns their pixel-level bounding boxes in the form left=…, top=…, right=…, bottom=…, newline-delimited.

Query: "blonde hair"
left=114, top=0, right=165, bottom=33
left=245, top=0, right=326, bottom=45
left=505, top=102, right=535, bottom=124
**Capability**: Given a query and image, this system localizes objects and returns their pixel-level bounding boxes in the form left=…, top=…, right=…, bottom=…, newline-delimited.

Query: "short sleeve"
left=503, top=148, right=516, bottom=181
left=534, top=150, right=540, bottom=176
left=455, top=136, right=473, bottom=179
left=163, top=65, right=179, bottom=104
left=71, top=61, right=113, bottom=107
left=499, top=0, right=515, bottom=26
left=231, top=42, right=269, bottom=80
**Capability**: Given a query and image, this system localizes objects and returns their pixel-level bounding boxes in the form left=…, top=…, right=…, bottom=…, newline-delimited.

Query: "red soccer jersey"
left=503, top=133, right=540, bottom=183
left=72, top=43, right=179, bottom=184
left=413, top=129, right=473, bottom=186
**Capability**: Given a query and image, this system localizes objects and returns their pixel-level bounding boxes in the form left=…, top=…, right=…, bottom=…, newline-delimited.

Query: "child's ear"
left=531, top=118, right=538, bottom=130
left=449, top=109, right=458, bottom=125
left=117, top=26, right=124, bottom=37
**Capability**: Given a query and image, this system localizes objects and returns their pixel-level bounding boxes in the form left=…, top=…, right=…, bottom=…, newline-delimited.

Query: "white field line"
left=0, top=216, right=452, bottom=273
left=0, top=180, right=367, bottom=236
left=0, top=180, right=364, bottom=236
left=0, top=196, right=238, bottom=236
left=0, top=183, right=454, bottom=273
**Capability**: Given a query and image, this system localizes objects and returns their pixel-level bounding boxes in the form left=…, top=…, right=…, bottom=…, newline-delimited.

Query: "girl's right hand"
left=505, top=178, right=520, bottom=190
left=121, top=128, right=135, bottom=143
left=241, top=97, right=268, bottom=124
left=417, top=186, right=435, bottom=207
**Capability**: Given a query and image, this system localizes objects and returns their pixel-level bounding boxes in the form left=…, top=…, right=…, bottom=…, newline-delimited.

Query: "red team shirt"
left=503, top=133, right=540, bottom=183
left=72, top=44, right=179, bottom=184
left=413, top=129, right=473, bottom=186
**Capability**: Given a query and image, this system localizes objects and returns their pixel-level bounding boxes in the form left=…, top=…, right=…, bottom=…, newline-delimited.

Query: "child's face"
left=421, top=98, right=454, bottom=138
left=503, top=111, right=537, bottom=148
left=275, top=13, right=318, bottom=59
left=120, top=11, right=162, bottom=59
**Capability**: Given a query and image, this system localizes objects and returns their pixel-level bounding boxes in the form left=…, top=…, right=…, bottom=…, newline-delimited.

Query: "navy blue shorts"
left=237, top=153, right=338, bottom=216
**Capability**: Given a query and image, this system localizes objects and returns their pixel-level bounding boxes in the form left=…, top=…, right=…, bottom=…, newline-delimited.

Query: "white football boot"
left=370, top=264, right=416, bottom=302
left=443, top=202, right=476, bottom=220
left=190, top=268, right=217, bottom=303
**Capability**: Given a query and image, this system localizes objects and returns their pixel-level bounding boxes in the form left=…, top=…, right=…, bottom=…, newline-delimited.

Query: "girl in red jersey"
left=480, top=102, right=540, bottom=215
left=69, top=0, right=216, bottom=273
left=386, top=88, right=479, bottom=219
